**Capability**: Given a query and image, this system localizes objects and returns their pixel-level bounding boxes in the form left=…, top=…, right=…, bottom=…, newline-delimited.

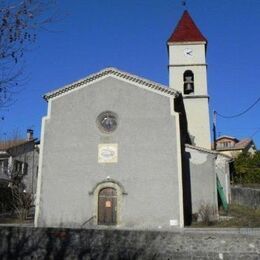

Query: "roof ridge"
left=44, top=67, right=179, bottom=101
left=216, top=135, right=237, bottom=140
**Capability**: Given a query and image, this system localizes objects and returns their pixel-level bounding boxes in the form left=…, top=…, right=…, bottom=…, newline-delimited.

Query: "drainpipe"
left=213, top=111, right=217, bottom=150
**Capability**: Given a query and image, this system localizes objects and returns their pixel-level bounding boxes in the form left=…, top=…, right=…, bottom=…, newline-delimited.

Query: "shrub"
left=0, top=185, right=13, bottom=213
left=197, top=203, right=217, bottom=225
left=234, top=151, right=260, bottom=184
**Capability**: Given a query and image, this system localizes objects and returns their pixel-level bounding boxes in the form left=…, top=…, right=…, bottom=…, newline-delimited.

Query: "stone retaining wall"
left=231, top=186, right=260, bottom=209
left=0, top=227, right=259, bottom=259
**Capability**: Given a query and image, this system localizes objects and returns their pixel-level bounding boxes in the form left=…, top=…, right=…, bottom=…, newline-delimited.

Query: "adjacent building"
left=0, top=130, right=39, bottom=194
left=214, top=135, right=256, bottom=158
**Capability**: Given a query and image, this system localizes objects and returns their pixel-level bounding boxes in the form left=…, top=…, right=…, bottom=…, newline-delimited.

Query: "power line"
left=215, top=97, right=260, bottom=119
left=251, top=128, right=260, bottom=138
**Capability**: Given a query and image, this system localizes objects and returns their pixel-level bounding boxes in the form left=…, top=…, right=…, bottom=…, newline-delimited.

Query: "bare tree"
left=10, top=187, right=32, bottom=221
left=0, top=0, right=58, bottom=106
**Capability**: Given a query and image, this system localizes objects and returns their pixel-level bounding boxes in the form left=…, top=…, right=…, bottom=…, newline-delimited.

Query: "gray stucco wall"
left=37, top=77, right=181, bottom=229
left=185, top=147, right=218, bottom=216
left=1, top=227, right=259, bottom=259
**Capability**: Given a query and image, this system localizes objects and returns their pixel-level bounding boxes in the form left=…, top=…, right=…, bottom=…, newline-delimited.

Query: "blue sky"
left=1, top=0, right=259, bottom=148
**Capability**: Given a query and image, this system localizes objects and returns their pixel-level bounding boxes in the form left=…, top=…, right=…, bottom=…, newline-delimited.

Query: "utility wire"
left=215, top=97, right=260, bottom=119
left=251, top=128, right=260, bottom=138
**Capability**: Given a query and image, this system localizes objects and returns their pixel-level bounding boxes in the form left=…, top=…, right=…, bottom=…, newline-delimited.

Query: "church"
left=34, top=11, right=231, bottom=229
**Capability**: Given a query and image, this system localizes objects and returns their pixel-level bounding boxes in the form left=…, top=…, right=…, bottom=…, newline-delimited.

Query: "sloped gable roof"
left=216, top=135, right=238, bottom=142
left=44, top=67, right=179, bottom=101
left=168, top=10, right=207, bottom=43
left=235, top=138, right=254, bottom=150
left=0, top=139, right=34, bottom=152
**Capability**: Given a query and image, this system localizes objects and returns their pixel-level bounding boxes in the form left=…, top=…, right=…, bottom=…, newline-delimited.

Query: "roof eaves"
left=216, top=135, right=237, bottom=141
left=168, top=41, right=207, bottom=46
left=43, top=67, right=179, bottom=101
left=0, top=139, right=35, bottom=152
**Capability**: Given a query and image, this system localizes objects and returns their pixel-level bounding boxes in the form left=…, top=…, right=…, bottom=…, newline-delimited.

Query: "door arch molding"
left=90, top=180, right=126, bottom=226
left=89, top=178, right=127, bottom=195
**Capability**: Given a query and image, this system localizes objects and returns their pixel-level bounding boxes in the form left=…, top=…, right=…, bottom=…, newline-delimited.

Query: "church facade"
left=35, top=11, right=231, bottom=229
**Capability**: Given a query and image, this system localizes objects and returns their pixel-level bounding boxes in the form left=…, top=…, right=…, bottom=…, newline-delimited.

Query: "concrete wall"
left=168, top=44, right=207, bottom=93
left=231, top=186, right=260, bottom=209
left=0, top=227, right=259, bottom=259
left=183, top=97, right=211, bottom=149
left=218, top=149, right=243, bottom=158
left=185, top=147, right=218, bottom=216
left=12, top=142, right=39, bottom=195
left=215, top=155, right=231, bottom=204
left=168, top=44, right=206, bottom=66
left=168, top=43, right=211, bottom=149
left=36, top=76, right=183, bottom=229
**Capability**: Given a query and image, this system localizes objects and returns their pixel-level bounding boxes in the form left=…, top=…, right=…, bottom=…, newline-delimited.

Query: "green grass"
left=192, top=204, right=260, bottom=228
left=2, top=204, right=260, bottom=228
left=217, top=204, right=260, bottom=228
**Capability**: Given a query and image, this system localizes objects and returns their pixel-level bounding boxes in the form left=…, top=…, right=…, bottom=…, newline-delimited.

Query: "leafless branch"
left=0, top=0, right=59, bottom=107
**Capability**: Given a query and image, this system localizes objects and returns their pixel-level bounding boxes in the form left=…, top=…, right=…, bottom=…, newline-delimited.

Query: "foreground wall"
left=0, top=227, right=259, bottom=259
left=185, top=146, right=218, bottom=216
left=231, top=186, right=260, bottom=209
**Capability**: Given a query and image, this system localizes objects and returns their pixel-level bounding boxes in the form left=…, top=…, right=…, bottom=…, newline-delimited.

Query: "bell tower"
left=167, top=11, right=211, bottom=149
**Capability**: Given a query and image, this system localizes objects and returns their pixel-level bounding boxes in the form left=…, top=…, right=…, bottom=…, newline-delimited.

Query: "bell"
left=184, top=82, right=194, bottom=92
left=184, top=75, right=194, bottom=94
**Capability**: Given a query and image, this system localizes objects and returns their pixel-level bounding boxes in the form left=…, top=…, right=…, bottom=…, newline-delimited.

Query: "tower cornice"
left=168, top=64, right=207, bottom=68
left=183, top=95, right=209, bottom=99
left=168, top=41, right=206, bottom=46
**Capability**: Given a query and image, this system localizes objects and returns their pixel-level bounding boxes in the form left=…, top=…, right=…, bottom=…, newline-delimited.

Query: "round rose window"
left=97, top=111, right=118, bottom=133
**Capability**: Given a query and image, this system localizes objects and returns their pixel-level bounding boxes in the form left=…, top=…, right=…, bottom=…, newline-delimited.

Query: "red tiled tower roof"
left=168, top=10, right=207, bottom=43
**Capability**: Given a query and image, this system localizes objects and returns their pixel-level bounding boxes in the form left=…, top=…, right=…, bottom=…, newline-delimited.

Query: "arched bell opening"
left=183, top=70, right=194, bottom=94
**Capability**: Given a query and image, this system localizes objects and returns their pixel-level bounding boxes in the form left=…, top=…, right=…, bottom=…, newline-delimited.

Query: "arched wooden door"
left=98, top=188, right=117, bottom=225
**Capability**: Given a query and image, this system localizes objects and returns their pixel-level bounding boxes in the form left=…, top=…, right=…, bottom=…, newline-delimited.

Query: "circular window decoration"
left=97, top=111, right=118, bottom=133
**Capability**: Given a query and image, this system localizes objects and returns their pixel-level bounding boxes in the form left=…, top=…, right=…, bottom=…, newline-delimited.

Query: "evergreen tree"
left=234, top=151, right=260, bottom=184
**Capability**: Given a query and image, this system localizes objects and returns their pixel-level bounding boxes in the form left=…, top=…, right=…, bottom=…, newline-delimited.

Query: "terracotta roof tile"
left=168, top=10, right=207, bottom=43
left=216, top=135, right=238, bottom=141
left=0, top=140, right=30, bottom=151
left=234, top=138, right=252, bottom=149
